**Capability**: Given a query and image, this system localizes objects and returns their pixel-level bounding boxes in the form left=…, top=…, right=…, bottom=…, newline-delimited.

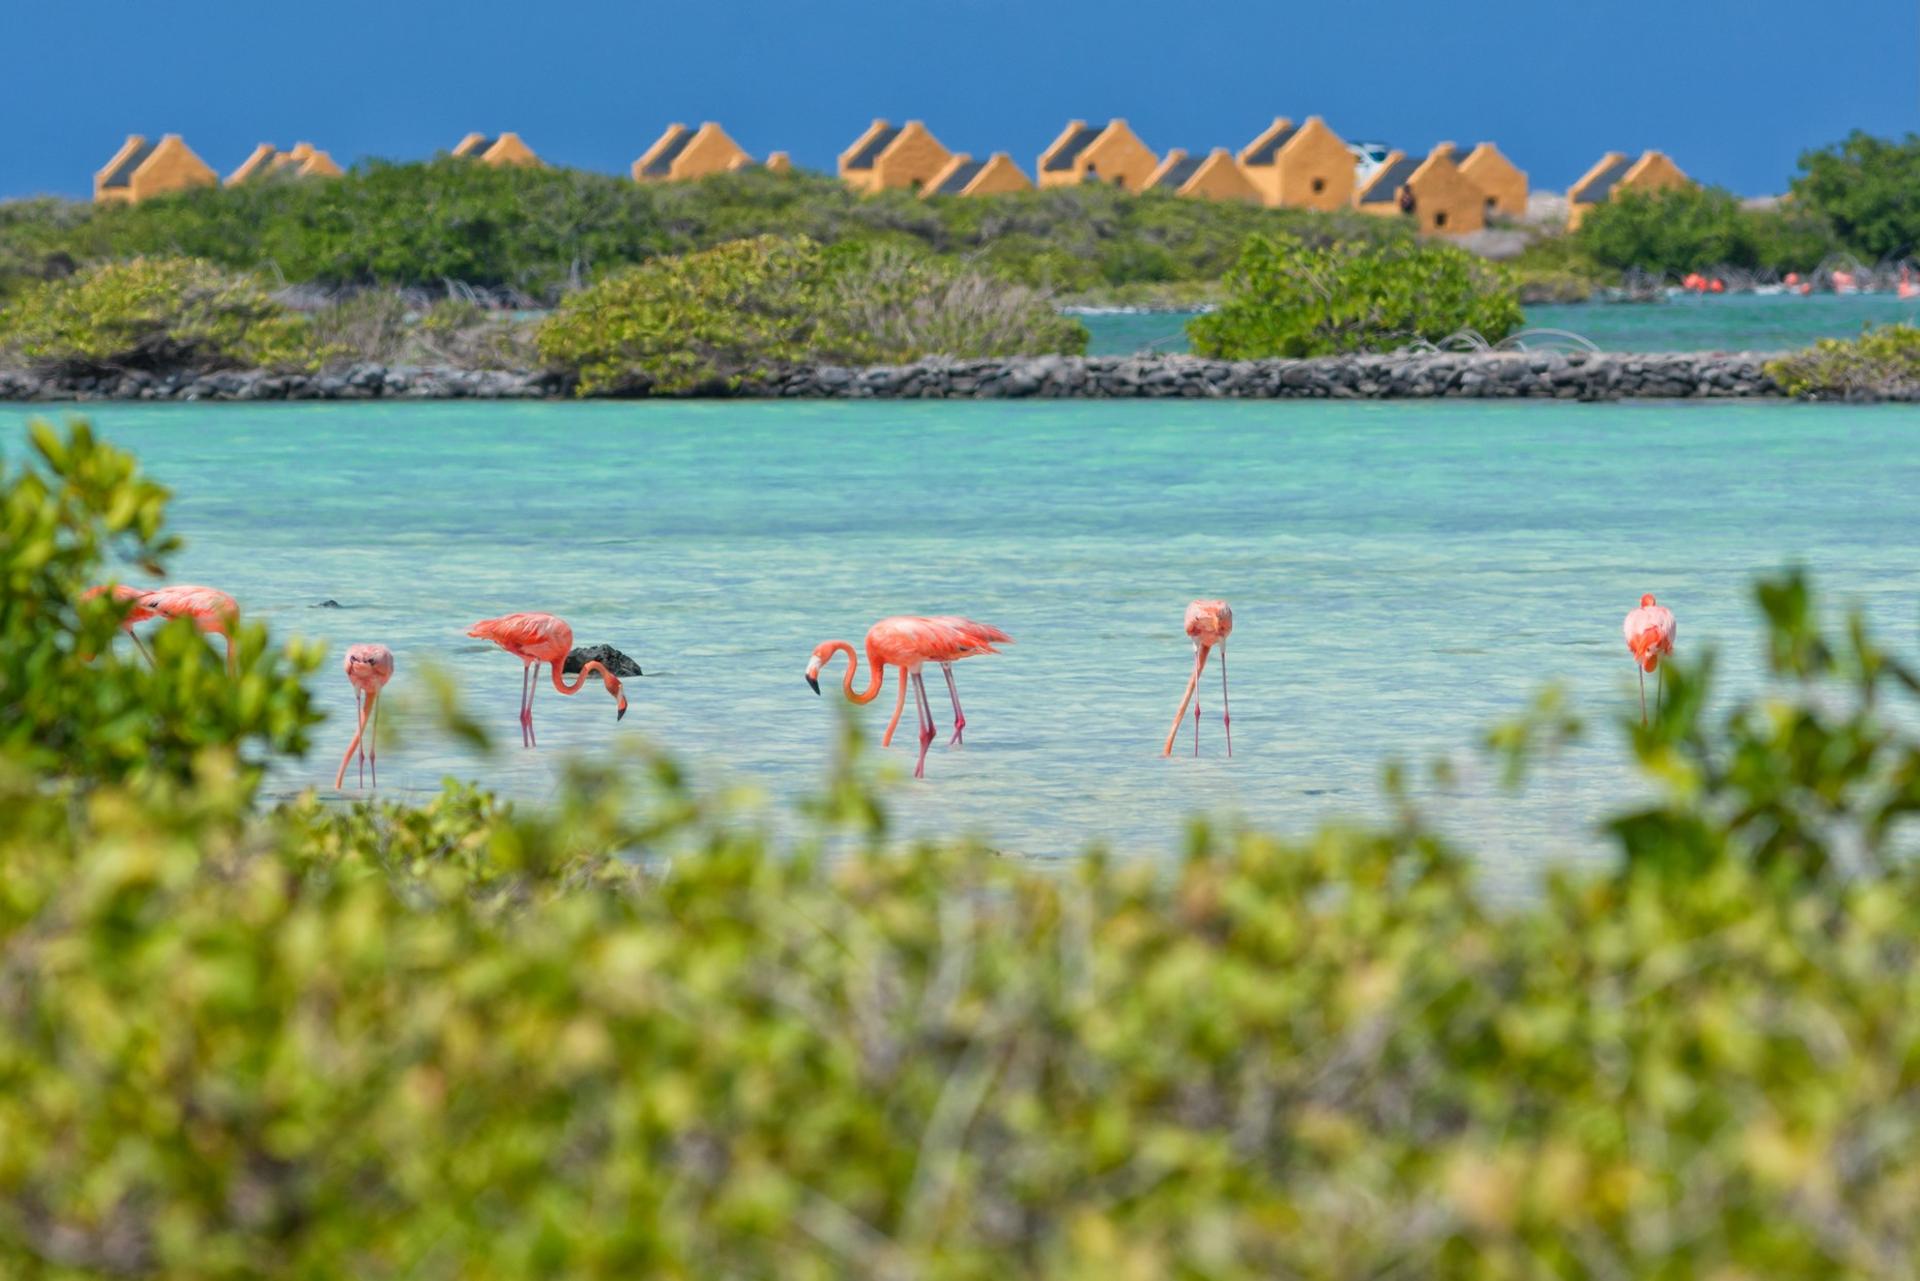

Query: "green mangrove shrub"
left=0, top=256, right=310, bottom=375
left=9, top=420, right=1920, bottom=1276
left=1790, top=130, right=1920, bottom=262
left=1765, top=323, right=1920, bottom=398
left=537, top=235, right=1085, bottom=394
left=1189, top=231, right=1523, bottom=358
left=1573, top=185, right=1842, bottom=277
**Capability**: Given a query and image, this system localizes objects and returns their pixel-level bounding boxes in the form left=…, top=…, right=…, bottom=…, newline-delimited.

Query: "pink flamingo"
left=82, top=583, right=157, bottom=663
left=806, top=616, right=1012, bottom=778
left=334, top=643, right=395, bottom=789
left=138, top=585, right=239, bottom=674
left=468, top=612, right=628, bottom=747
left=1623, top=593, right=1677, bottom=724
left=1163, top=600, right=1233, bottom=757
left=1899, top=268, right=1918, bottom=301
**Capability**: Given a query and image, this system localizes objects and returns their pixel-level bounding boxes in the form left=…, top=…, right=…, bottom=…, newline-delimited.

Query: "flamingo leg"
left=519, top=664, right=531, bottom=748
left=527, top=663, right=539, bottom=748
left=882, top=665, right=908, bottom=747
left=358, top=688, right=368, bottom=788
left=224, top=633, right=235, bottom=677
left=1638, top=667, right=1648, bottom=726
left=335, top=688, right=367, bottom=790
left=368, top=690, right=379, bottom=788
left=130, top=630, right=154, bottom=666
left=1219, top=643, right=1232, bottom=757
left=912, top=670, right=936, bottom=779
left=1163, top=644, right=1210, bottom=757
left=1194, top=691, right=1201, bottom=757
left=942, top=662, right=966, bottom=745
left=1657, top=664, right=1664, bottom=718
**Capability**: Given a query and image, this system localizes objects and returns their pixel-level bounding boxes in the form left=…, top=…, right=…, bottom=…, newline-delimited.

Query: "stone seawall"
left=0, top=351, right=1785, bottom=403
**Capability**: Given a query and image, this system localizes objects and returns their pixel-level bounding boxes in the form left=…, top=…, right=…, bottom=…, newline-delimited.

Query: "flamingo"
left=1899, top=268, right=1918, bottom=301
left=334, top=643, right=395, bottom=789
left=82, top=583, right=157, bottom=663
left=138, top=585, right=239, bottom=674
left=1623, top=593, right=1677, bottom=725
left=467, top=612, right=628, bottom=747
left=1163, top=600, right=1233, bottom=757
left=805, top=616, right=1012, bottom=778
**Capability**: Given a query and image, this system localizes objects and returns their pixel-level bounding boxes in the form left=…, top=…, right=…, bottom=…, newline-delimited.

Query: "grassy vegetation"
left=537, top=236, right=1086, bottom=394
left=1189, top=233, right=1522, bottom=357
left=0, top=161, right=1411, bottom=306
left=1765, top=322, right=1920, bottom=398
left=0, top=245, right=1084, bottom=383
left=9, top=419, right=1920, bottom=1275
left=0, top=257, right=313, bottom=375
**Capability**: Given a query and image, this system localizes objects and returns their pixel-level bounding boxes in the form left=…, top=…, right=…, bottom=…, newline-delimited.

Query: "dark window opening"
left=1113, top=173, right=1126, bottom=187
left=1311, top=176, right=1326, bottom=193
left=1434, top=211, right=1448, bottom=229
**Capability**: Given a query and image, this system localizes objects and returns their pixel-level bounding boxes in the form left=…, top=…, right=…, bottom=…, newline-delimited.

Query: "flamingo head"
left=804, top=641, right=843, bottom=695
left=1640, top=593, right=1657, bottom=607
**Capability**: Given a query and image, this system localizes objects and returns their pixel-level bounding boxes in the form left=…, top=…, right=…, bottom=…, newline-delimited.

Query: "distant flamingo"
left=1163, top=600, right=1233, bottom=758
left=138, top=585, right=239, bottom=674
left=1623, top=593, right=1677, bottom=725
left=1900, top=268, right=1918, bottom=301
left=806, top=616, right=1012, bottom=778
left=468, top=612, right=628, bottom=746
left=82, top=583, right=157, bottom=663
left=334, top=643, right=395, bottom=789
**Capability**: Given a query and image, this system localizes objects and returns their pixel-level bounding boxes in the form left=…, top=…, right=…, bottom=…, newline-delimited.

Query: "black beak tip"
left=617, top=704, right=628, bottom=722
left=806, top=674, right=820, bottom=695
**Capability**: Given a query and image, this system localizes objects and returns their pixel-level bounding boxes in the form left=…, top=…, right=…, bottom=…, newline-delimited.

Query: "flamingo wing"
left=142, top=585, right=237, bottom=631
left=469, top=612, right=572, bottom=661
left=916, top=616, right=1013, bottom=660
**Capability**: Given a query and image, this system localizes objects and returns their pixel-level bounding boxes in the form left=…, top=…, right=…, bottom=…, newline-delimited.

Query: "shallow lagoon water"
left=11, top=399, right=1917, bottom=891
left=1082, top=293, right=1920, bottom=355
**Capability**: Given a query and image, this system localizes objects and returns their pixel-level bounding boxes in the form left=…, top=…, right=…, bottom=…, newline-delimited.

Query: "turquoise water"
left=12, top=400, right=1918, bottom=889
left=1082, top=294, right=1920, bottom=355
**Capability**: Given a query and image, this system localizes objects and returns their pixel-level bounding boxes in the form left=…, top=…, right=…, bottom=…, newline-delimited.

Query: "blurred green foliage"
left=1189, top=232, right=1522, bottom=357
left=1765, top=322, right=1920, bottom=399
left=8, top=421, right=1920, bottom=1276
left=537, top=235, right=1085, bottom=394
left=0, top=257, right=313, bottom=375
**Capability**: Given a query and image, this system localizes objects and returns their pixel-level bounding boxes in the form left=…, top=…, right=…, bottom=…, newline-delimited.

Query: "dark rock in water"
left=313, top=599, right=343, bottom=608
left=566, top=644, right=641, bottom=677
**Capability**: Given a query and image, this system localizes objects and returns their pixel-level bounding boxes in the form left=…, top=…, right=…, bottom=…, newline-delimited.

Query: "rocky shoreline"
left=0, top=351, right=1810, bottom=402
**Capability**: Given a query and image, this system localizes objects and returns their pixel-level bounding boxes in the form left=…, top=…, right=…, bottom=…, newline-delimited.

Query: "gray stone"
left=565, top=644, right=641, bottom=678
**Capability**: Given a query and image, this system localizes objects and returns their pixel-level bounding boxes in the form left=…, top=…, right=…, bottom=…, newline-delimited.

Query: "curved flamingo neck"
left=827, top=641, right=886, bottom=704
left=551, top=659, right=613, bottom=696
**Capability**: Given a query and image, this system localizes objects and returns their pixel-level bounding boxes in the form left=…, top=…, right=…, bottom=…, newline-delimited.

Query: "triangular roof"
left=1148, top=150, right=1204, bottom=190
left=1042, top=121, right=1103, bottom=172
left=100, top=137, right=158, bottom=190
left=932, top=156, right=986, bottom=195
left=642, top=125, right=696, bottom=176
left=1570, top=152, right=1634, bottom=204
left=842, top=121, right=903, bottom=171
left=1356, top=152, right=1419, bottom=203
left=1240, top=118, right=1300, bottom=168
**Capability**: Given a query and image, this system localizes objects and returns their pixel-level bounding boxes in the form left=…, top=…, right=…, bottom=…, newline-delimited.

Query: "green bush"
left=1764, top=322, right=1920, bottom=398
left=1573, top=186, right=1844, bottom=277
left=1189, top=232, right=1522, bottom=358
left=12, top=421, right=1920, bottom=1276
left=1790, top=130, right=1920, bottom=261
left=0, top=421, right=319, bottom=790
left=0, top=257, right=311, bottom=375
left=537, top=235, right=1085, bottom=394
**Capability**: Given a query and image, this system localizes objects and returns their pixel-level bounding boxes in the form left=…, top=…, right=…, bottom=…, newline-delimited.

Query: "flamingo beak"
left=616, top=699, right=628, bottom=722
left=806, top=673, right=820, bottom=695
